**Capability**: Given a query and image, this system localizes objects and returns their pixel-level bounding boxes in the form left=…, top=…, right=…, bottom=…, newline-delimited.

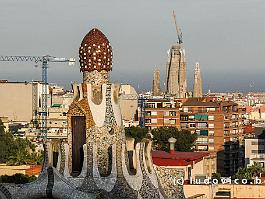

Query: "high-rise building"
left=152, top=68, right=161, bottom=96
left=193, top=62, right=202, bottom=97
left=166, top=45, right=187, bottom=98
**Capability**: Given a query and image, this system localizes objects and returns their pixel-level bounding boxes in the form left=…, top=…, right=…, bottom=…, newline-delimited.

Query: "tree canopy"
left=124, top=126, right=197, bottom=152
left=0, top=119, right=43, bottom=165
left=151, top=127, right=197, bottom=152
left=125, top=126, right=148, bottom=143
left=235, top=162, right=265, bottom=180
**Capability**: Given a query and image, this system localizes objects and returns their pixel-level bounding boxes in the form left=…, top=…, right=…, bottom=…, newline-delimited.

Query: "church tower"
left=166, top=11, right=187, bottom=98
left=193, top=62, right=202, bottom=97
left=152, top=68, right=161, bottom=96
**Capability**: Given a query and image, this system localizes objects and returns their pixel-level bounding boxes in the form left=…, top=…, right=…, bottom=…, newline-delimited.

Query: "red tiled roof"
left=152, top=151, right=210, bottom=166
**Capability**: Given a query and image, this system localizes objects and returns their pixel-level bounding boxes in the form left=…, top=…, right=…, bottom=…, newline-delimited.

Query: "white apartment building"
left=245, top=138, right=265, bottom=167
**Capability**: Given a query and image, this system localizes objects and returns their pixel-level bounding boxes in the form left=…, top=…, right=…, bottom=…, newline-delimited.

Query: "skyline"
left=0, top=0, right=264, bottom=92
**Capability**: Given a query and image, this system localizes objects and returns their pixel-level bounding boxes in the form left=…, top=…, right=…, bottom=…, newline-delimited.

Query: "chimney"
left=168, top=137, right=177, bottom=154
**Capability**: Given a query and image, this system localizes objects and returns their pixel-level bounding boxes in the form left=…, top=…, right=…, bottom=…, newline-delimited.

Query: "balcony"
left=250, top=154, right=265, bottom=160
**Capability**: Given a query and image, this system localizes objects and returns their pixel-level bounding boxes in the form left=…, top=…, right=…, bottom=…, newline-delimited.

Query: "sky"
left=0, top=0, right=264, bottom=93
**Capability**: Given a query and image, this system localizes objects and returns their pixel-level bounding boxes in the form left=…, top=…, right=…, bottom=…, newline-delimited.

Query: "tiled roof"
left=152, top=150, right=210, bottom=166
left=182, top=98, right=219, bottom=107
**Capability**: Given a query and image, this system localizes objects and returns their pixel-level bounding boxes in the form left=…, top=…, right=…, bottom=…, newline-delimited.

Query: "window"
left=180, top=115, right=188, bottom=121
left=189, top=123, right=196, bottom=128
left=151, top=111, right=157, bottom=116
left=198, top=123, right=207, bottom=128
left=157, top=103, right=162, bottom=108
left=209, top=131, right=214, bottom=136
left=251, top=141, right=263, bottom=145
left=63, top=112, right=67, bottom=116
left=189, top=115, right=195, bottom=120
left=169, top=119, right=176, bottom=125
left=197, top=146, right=208, bottom=151
left=207, top=108, right=216, bottom=112
left=181, top=123, right=188, bottom=128
left=145, top=111, right=151, bottom=117
left=195, top=114, right=208, bottom=120
left=196, top=137, right=208, bottom=144
left=208, top=115, right=214, bottom=120
left=151, top=119, right=157, bottom=123
left=199, top=130, right=208, bottom=136
left=208, top=123, right=214, bottom=128
left=208, top=138, right=214, bottom=144
left=252, top=150, right=265, bottom=154
left=169, top=111, right=176, bottom=116
left=146, top=103, right=155, bottom=108
left=208, top=146, right=214, bottom=151
left=145, top=119, right=151, bottom=124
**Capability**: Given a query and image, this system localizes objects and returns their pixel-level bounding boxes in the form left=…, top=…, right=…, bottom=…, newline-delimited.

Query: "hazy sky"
left=0, top=0, right=264, bottom=92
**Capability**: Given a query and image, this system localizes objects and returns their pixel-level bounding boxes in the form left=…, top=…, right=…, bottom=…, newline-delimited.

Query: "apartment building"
left=221, top=101, right=245, bottom=144
left=144, top=98, right=182, bottom=129
left=245, top=138, right=265, bottom=168
left=143, top=97, right=245, bottom=152
left=180, top=99, right=223, bottom=152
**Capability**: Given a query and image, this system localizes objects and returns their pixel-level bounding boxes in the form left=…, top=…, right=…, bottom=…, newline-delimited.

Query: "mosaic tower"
left=0, top=28, right=186, bottom=199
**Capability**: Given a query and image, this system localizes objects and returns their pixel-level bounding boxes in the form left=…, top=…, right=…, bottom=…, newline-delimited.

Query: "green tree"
left=125, top=127, right=148, bottom=143
left=235, top=167, right=252, bottom=180
left=0, top=119, right=16, bottom=163
left=235, top=163, right=265, bottom=180
left=151, top=127, right=197, bottom=152
left=0, top=119, right=43, bottom=165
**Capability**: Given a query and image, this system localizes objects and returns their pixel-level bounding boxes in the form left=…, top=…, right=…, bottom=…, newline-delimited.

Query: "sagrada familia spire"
left=0, top=28, right=185, bottom=199
left=152, top=68, right=161, bottom=96
left=193, top=62, right=202, bottom=98
left=165, top=45, right=187, bottom=98
left=166, top=11, right=187, bottom=98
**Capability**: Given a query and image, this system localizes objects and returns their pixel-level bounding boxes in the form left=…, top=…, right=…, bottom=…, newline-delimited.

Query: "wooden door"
left=71, top=116, right=86, bottom=176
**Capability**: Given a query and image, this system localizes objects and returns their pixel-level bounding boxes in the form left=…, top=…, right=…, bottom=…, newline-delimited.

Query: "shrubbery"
left=0, top=173, right=37, bottom=184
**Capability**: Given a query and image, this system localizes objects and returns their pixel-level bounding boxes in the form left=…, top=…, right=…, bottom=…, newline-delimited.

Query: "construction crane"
left=0, top=55, right=75, bottom=163
left=172, top=10, right=183, bottom=44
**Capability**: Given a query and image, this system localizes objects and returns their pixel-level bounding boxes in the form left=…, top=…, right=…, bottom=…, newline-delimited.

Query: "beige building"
left=184, top=184, right=265, bottom=199
left=0, top=81, right=44, bottom=122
